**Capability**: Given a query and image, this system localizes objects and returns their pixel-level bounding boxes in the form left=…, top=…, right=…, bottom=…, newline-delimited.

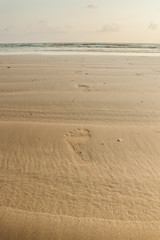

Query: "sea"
left=0, top=42, right=160, bottom=56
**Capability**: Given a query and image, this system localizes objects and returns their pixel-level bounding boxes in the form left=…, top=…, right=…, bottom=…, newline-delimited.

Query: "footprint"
left=78, top=84, right=89, bottom=92
left=136, top=72, right=142, bottom=76
left=65, top=129, right=91, bottom=162
left=75, top=71, right=82, bottom=75
left=153, top=69, right=160, bottom=72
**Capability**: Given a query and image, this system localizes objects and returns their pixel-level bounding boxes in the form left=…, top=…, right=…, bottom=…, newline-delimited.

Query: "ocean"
left=0, top=42, right=160, bottom=56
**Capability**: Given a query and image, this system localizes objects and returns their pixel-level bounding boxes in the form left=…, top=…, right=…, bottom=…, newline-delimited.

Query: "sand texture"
left=0, top=55, right=160, bottom=239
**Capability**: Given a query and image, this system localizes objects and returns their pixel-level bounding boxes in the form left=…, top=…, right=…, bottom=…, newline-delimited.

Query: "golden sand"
left=0, top=55, right=160, bottom=239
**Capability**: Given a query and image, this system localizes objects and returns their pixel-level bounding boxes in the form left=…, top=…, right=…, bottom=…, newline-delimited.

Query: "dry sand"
left=0, top=54, right=160, bottom=239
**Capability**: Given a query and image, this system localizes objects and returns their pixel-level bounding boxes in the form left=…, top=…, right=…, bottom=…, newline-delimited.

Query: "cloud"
left=101, top=23, right=120, bottom=32
left=3, top=25, right=14, bottom=32
left=87, top=4, right=97, bottom=9
left=37, top=20, right=46, bottom=25
left=27, top=21, right=68, bottom=34
left=148, top=22, right=158, bottom=30
left=29, top=25, right=69, bottom=35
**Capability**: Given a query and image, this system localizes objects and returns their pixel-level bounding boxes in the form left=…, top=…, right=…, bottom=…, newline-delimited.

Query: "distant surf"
left=0, top=42, right=160, bottom=56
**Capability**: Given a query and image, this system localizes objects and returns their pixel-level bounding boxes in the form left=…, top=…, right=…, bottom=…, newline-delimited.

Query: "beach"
left=0, top=54, right=160, bottom=239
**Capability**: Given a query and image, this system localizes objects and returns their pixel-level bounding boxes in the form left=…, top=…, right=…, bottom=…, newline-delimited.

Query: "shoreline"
left=1, top=51, right=160, bottom=57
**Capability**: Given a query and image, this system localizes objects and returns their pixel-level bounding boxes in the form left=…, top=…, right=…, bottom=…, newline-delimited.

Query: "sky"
left=1, top=0, right=160, bottom=43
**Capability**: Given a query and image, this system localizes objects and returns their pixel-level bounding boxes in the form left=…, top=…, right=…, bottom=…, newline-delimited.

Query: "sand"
left=0, top=54, right=160, bottom=239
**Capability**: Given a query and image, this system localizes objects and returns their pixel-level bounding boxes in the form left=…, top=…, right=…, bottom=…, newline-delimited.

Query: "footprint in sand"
left=75, top=71, right=82, bottom=75
left=65, top=129, right=91, bottom=162
left=78, top=84, right=89, bottom=92
left=136, top=72, right=142, bottom=76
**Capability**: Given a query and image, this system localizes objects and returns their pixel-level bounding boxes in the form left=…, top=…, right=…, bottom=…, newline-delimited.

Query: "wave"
left=1, top=42, right=160, bottom=49
left=1, top=42, right=160, bottom=55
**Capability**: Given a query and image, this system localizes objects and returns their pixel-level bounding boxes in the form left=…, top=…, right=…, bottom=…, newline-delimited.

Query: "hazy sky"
left=1, top=0, right=160, bottom=43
